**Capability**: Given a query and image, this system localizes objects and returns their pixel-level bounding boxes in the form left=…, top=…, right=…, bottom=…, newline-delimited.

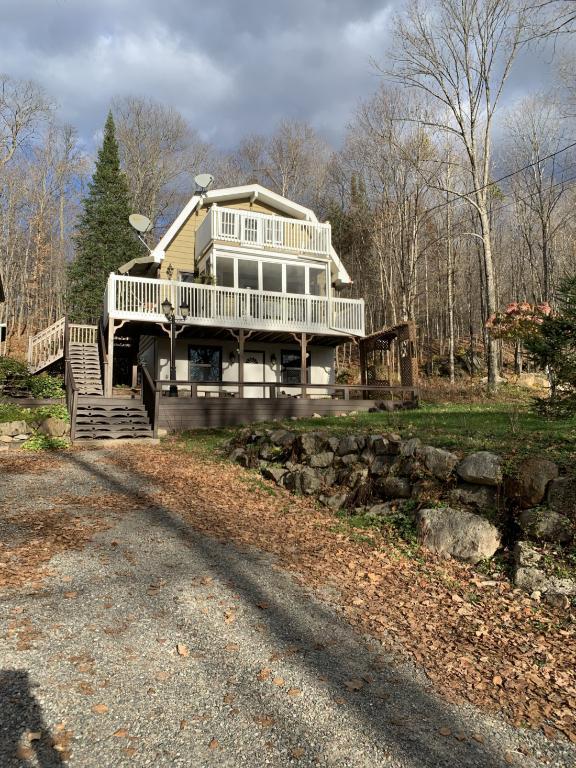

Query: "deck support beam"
left=230, top=329, right=254, bottom=398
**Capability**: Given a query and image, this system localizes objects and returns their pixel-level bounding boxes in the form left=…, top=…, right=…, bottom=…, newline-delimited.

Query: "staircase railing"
left=138, top=359, right=159, bottom=439
left=28, top=316, right=66, bottom=373
left=64, top=321, right=79, bottom=442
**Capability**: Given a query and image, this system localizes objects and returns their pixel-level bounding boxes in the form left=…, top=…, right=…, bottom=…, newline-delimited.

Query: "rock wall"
left=228, top=428, right=575, bottom=606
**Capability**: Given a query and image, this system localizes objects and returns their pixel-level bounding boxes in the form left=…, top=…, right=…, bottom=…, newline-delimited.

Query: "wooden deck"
left=157, top=396, right=415, bottom=430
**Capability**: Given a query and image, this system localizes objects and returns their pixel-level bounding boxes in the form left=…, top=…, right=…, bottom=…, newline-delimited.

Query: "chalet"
left=26, top=184, right=418, bottom=439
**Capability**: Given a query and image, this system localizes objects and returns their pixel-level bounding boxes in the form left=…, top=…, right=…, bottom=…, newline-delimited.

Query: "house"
left=27, top=183, right=418, bottom=438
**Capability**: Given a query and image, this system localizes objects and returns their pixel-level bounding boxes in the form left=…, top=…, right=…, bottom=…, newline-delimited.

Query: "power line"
left=428, top=139, right=576, bottom=216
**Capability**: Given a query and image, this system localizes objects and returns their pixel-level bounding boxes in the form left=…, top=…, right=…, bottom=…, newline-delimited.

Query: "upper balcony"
left=195, top=206, right=332, bottom=260
left=105, top=274, right=365, bottom=337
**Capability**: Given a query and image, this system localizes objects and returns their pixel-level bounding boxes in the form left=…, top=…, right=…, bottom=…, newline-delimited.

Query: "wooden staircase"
left=73, top=397, right=154, bottom=440
left=69, top=342, right=103, bottom=396
left=28, top=316, right=156, bottom=441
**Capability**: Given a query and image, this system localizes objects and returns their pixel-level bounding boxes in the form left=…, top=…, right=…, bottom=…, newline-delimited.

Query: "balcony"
left=105, top=275, right=365, bottom=337
left=195, top=206, right=332, bottom=259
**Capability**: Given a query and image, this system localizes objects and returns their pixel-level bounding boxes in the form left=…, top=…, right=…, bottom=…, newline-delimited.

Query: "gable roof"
left=149, top=183, right=351, bottom=284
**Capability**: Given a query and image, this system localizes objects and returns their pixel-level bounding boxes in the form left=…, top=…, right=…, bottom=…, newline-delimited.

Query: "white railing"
left=69, top=324, right=98, bottom=345
left=107, top=274, right=365, bottom=336
left=196, top=206, right=332, bottom=258
left=28, top=319, right=98, bottom=373
left=28, top=317, right=66, bottom=373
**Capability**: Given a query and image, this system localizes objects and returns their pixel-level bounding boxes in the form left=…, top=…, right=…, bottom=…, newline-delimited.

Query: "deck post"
left=105, top=320, right=115, bottom=397
left=300, top=332, right=308, bottom=397
left=238, top=329, right=245, bottom=398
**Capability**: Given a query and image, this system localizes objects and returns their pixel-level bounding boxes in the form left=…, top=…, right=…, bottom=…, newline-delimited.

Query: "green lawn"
left=181, top=399, right=576, bottom=472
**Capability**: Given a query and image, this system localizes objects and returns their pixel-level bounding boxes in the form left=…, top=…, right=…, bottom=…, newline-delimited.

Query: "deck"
left=105, top=274, right=365, bottom=337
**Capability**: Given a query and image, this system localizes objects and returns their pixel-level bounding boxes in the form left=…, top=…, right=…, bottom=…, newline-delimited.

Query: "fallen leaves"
left=343, top=679, right=365, bottom=692
left=208, top=737, right=219, bottom=750
left=91, top=703, right=109, bottom=714
left=107, top=444, right=576, bottom=742
left=257, top=668, right=272, bottom=681
left=253, top=714, right=276, bottom=729
left=113, top=728, right=129, bottom=738
left=176, top=644, right=189, bottom=657
left=287, top=687, right=302, bottom=697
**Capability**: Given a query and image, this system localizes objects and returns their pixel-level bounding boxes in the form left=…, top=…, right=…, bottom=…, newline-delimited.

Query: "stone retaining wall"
left=228, top=428, right=576, bottom=607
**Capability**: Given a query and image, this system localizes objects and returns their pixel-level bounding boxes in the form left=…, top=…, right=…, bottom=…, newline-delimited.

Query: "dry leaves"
left=287, top=688, right=302, bottom=697
left=257, top=668, right=272, bottom=681
left=91, top=703, right=109, bottom=714
left=208, top=737, right=219, bottom=750
left=113, top=728, right=129, bottom=737
left=176, top=644, right=189, bottom=657
left=111, top=444, right=576, bottom=742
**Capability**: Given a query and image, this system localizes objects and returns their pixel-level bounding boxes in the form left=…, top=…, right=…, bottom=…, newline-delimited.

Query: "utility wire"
left=427, top=139, right=576, bottom=216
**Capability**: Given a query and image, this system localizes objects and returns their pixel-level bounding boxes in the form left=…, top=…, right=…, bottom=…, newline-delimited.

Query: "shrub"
left=22, top=434, right=68, bottom=451
left=28, top=373, right=64, bottom=399
left=0, top=357, right=28, bottom=382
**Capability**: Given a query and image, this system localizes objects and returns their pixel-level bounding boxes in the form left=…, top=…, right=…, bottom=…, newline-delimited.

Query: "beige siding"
left=159, top=196, right=299, bottom=279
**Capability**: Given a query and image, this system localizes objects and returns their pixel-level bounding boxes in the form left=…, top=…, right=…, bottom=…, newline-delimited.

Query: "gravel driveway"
left=0, top=447, right=575, bottom=768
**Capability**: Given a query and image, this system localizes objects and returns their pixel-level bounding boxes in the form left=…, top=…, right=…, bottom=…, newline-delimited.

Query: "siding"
left=158, top=398, right=377, bottom=430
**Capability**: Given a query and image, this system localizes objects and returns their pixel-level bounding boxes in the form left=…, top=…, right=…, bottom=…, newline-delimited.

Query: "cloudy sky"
left=1, top=0, right=558, bottom=152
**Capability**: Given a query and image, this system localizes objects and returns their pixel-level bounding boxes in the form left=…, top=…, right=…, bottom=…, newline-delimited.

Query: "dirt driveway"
left=0, top=446, right=574, bottom=767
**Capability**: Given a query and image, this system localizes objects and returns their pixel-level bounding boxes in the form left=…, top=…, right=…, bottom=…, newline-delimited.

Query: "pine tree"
left=67, top=111, right=142, bottom=323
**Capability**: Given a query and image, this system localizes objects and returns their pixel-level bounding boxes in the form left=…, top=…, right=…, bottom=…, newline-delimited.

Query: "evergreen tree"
left=524, top=276, right=576, bottom=415
left=67, top=111, right=142, bottom=322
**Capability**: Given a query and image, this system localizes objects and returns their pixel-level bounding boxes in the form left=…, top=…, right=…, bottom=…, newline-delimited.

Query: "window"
left=179, top=271, right=195, bottom=283
left=265, top=217, right=283, bottom=246
left=216, top=256, right=235, bottom=287
left=262, top=262, right=282, bottom=292
left=238, top=259, right=259, bottom=289
left=220, top=210, right=237, bottom=238
left=281, top=349, right=311, bottom=385
left=243, top=216, right=258, bottom=243
left=286, top=264, right=306, bottom=294
left=309, top=266, right=327, bottom=296
left=188, top=346, right=222, bottom=382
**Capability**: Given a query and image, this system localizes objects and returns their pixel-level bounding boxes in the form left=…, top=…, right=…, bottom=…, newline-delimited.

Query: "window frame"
left=281, top=349, right=311, bottom=385
left=188, top=345, right=223, bottom=383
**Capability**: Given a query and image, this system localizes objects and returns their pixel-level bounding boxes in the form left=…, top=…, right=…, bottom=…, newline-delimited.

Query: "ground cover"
left=181, top=396, right=576, bottom=472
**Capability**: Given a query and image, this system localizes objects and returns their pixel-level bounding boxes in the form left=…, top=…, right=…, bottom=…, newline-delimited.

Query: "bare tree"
left=0, top=75, right=51, bottom=172
left=113, top=96, right=212, bottom=232
left=388, top=0, right=530, bottom=386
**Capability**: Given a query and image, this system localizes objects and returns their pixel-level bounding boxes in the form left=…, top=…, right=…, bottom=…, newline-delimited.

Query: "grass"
left=178, top=397, right=576, bottom=471
left=0, top=402, right=69, bottom=425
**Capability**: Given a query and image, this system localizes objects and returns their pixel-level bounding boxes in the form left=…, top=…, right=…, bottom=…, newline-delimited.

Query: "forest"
left=1, top=0, right=575, bottom=383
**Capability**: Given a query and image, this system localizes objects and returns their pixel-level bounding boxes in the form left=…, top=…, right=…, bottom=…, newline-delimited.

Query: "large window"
left=281, top=350, right=311, bottom=385
left=188, top=346, right=222, bottom=382
left=243, top=216, right=258, bottom=243
left=309, top=266, right=326, bottom=296
left=216, top=256, right=234, bottom=287
left=238, top=259, right=259, bottom=289
left=262, top=262, right=282, bottom=292
left=286, top=264, right=306, bottom=295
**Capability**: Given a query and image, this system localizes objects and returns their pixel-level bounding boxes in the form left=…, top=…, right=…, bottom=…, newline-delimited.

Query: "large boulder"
left=505, top=458, right=559, bottom=509
left=513, top=542, right=576, bottom=601
left=308, top=451, right=334, bottom=469
left=400, top=437, right=422, bottom=457
left=0, top=420, right=31, bottom=437
left=547, top=478, right=576, bottom=521
left=284, top=466, right=323, bottom=495
left=449, top=483, right=498, bottom=513
left=336, top=435, right=363, bottom=456
left=269, top=429, right=296, bottom=448
left=417, top=507, right=501, bottom=564
left=517, top=508, right=573, bottom=544
left=457, top=452, right=502, bottom=486
left=295, top=432, right=326, bottom=458
left=38, top=417, right=69, bottom=438
left=261, top=466, right=288, bottom=485
left=417, top=445, right=459, bottom=481
left=377, top=476, right=412, bottom=499
left=366, top=435, right=389, bottom=455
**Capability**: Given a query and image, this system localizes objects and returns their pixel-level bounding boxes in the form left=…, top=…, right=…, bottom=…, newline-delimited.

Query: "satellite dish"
left=194, top=173, right=214, bottom=192
left=129, top=213, right=152, bottom=233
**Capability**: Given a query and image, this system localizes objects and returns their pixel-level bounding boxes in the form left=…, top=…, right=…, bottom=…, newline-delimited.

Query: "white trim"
left=149, top=183, right=352, bottom=284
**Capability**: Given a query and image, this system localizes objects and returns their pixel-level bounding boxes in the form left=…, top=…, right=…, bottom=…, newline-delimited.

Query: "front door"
left=243, top=350, right=265, bottom=398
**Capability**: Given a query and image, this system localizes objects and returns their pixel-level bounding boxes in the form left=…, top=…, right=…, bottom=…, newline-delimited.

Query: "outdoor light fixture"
left=161, top=299, right=189, bottom=396
left=166, top=263, right=174, bottom=280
